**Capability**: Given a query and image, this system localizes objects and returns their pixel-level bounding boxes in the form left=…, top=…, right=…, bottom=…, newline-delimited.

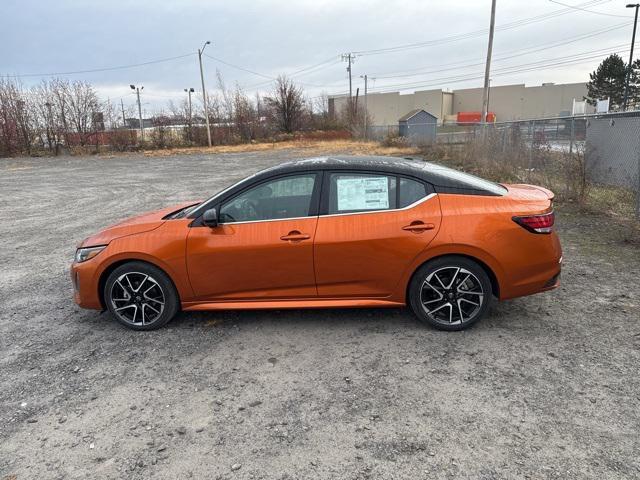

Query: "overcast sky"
left=1, top=0, right=636, bottom=113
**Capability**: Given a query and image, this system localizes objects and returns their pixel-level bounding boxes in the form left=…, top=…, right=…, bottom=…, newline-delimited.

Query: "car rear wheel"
left=104, top=262, right=179, bottom=330
left=409, top=256, right=492, bottom=331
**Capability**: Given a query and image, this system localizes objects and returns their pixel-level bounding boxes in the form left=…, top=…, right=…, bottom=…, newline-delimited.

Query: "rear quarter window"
left=425, top=163, right=507, bottom=195
left=399, top=178, right=428, bottom=207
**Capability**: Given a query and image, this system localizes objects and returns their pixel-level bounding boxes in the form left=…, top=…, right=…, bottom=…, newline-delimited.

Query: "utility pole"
left=487, top=78, right=492, bottom=120
left=623, top=3, right=639, bottom=111
left=130, top=84, right=144, bottom=141
left=342, top=53, right=355, bottom=114
left=481, top=0, right=497, bottom=124
left=360, top=74, right=368, bottom=139
left=198, top=41, right=212, bottom=147
left=184, top=87, right=194, bottom=141
left=120, top=98, right=126, bottom=128
left=355, top=87, right=359, bottom=116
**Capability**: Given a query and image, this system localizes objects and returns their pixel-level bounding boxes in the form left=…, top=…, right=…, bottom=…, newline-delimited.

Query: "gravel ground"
left=1, top=149, right=639, bottom=480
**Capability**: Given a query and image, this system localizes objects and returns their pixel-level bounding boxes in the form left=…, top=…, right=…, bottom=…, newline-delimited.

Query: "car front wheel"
left=104, top=261, right=179, bottom=330
left=409, top=256, right=492, bottom=331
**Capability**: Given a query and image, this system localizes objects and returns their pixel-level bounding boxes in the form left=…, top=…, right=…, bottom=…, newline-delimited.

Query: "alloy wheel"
left=109, top=272, right=165, bottom=326
left=420, top=266, right=484, bottom=326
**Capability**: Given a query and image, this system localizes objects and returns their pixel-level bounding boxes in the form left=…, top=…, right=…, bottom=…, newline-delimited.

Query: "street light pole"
left=130, top=84, right=144, bottom=141
left=184, top=87, right=194, bottom=141
left=198, top=41, right=212, bottom=147
left=623, top=3, right=639, bottom=111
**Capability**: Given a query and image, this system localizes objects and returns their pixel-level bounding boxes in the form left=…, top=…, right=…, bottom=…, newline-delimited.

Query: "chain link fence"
left=368, top=112, right=640, bottom=220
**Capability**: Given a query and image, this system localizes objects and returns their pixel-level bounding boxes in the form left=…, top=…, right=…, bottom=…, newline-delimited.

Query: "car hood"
left=78, top=202, right=198, bottom=248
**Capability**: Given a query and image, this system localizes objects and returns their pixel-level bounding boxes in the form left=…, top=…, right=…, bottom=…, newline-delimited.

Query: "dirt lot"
left=1, top=147, right=639, bottom=480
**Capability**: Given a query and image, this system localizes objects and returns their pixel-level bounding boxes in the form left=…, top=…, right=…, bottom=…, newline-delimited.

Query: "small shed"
left=398, top=109, right=437, bottom=141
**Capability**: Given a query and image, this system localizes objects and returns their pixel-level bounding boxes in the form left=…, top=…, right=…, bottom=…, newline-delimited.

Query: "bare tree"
left=65, top=80, right=100, bottom=146
left=0, top=78, right=38, bottom=155
left=264, top=76, right=306, bottom=133
left=311, top=92, right=340, bottom=130
left=232, top=84, right=257, bottom=142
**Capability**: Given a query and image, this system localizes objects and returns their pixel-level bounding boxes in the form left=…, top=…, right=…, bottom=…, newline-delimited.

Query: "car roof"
left=253, top=156, right=506, bottom=196
left=270, top=156, right=426, bottom=176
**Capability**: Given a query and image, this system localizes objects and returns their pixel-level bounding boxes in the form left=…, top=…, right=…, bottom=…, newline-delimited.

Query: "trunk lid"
left=503, top=183, right=554, bottom=202
left=502, top=184, right=554, bottom=214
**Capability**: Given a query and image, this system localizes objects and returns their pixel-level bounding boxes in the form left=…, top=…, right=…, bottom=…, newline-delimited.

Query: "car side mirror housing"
left=202, top=208, right=218, bottom=228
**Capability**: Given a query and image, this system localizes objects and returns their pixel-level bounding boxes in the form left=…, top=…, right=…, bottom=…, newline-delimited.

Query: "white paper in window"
left=337, top=176, right=389, bottom=211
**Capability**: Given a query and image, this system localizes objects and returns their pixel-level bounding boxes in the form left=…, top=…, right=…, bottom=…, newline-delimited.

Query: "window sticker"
left=337, top=176, right=389, bottom=211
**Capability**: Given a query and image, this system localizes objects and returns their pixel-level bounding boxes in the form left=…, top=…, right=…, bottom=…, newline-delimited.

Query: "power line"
left=352, top=0, right=611, bottom=56
left=363, top=46, right=629, bottom=94
left=231, top=2, right=617, bottom=91
left=202, top=52, right=337, bottom=91
left=1, top=53, right=196, bottom=78
left=202, top=52, right=276, bottom=80
left=370, top=22, right=629, bottom=80
left=548, top=0, right=632, bottom=18
left=242, top=57, right=341, bottom=90
left=318, top=44, right=627, bottom=97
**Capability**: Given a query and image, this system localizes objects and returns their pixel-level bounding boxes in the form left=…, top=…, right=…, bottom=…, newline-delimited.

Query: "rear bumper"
left=501, top=248, right=562, bottom=300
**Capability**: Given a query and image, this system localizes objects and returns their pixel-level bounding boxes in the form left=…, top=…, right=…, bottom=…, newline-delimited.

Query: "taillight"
left=512, top=211, right=555, bottom=234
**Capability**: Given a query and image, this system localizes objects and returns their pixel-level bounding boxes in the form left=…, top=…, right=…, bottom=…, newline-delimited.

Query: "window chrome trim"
left=219, top=215, right=315, bottom=226
left=320, top=192, right=437, bottom=218
left=217, top=193, right=437, bottom=225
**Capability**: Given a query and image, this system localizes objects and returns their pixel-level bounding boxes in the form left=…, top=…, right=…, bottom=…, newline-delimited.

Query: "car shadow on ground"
left=75, top=300, right=519, bottom=336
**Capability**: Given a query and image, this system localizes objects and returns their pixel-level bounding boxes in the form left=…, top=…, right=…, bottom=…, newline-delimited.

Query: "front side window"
left=328, top=173, right=397, bottom=214
left=220, top=174, right=316, bottom=223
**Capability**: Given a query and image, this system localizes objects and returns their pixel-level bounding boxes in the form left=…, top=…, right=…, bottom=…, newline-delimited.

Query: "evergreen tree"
left=585, top=54, right=640, bottom=110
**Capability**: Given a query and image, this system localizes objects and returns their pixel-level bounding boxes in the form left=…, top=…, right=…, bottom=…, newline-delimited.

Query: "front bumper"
left=71, top=259, right=103, bottom=310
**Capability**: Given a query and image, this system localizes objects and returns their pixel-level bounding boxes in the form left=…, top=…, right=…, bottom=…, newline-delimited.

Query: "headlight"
left=74, top=246, right=106, bottom=263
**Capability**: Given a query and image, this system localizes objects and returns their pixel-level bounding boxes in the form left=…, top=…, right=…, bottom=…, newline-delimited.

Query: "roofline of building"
left=328, top=81, right=587, bottom=99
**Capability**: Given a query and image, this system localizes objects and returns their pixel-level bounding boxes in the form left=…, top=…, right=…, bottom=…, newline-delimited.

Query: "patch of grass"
left=126, top=138, right=422, bottom=159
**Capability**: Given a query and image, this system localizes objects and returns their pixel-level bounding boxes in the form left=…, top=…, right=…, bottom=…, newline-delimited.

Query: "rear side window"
left=399, top=178, right=427, bottom=207
left=328, top=173, right=397, bottom=214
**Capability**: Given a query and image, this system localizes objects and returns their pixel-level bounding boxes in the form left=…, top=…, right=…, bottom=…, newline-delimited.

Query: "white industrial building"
left=329, top=82, right=593, bottom=125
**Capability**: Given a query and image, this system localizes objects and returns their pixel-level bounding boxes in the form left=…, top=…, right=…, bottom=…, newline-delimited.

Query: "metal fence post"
left=528, top=120, right=535, bottom=182
left=569, top=117, right=575, bottom=155
left=637, top=149, right=640, bottom=218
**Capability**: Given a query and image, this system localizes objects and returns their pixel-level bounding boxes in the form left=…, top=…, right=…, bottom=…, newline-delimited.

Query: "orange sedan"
left=71, top=156, right=561, bottom=331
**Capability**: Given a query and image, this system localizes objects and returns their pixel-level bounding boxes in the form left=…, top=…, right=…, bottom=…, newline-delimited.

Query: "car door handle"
left=402, top=221, right=435, bottom=233
left=280, top=230, right=311, bottom=242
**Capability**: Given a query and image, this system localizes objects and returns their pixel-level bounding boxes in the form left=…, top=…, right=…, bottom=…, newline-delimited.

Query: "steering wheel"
left=238, top=198, right=258, bottom=220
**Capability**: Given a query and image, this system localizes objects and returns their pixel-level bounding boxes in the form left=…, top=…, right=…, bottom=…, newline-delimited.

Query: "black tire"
left=408, top=256, right=492, bottom=331
left=104, top=261, right=179, bottom=331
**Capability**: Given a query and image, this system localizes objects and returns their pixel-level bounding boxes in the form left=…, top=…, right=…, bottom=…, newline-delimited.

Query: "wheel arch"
left=97, top=258, right=182, bottom=310
left=405, top=253, right=501, bottom=304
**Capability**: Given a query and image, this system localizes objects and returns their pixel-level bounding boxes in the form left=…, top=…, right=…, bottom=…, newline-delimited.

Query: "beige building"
left=329, top=82, right=591, bottom=125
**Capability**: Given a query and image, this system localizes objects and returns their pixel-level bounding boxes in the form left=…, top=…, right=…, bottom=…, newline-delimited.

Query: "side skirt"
left=181, top=298, right=406, bottom=311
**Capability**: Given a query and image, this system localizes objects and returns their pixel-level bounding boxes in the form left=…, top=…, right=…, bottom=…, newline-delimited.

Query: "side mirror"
left=202, top=208, right=218, bottom=228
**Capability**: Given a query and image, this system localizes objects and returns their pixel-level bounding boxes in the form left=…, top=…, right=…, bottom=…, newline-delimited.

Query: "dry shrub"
left=381, top=133, right=410, bottom=148
left=418, top=128, right=591, bottom=205
left=109, top=130, right=137, bottom=152
left=295, top=130, right=351, bottom=141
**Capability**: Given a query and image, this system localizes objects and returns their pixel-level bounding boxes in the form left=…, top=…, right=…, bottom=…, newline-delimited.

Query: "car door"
left=186, top=173, right=320, bottom=300
left=314, top=172, right=441, bottom=298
